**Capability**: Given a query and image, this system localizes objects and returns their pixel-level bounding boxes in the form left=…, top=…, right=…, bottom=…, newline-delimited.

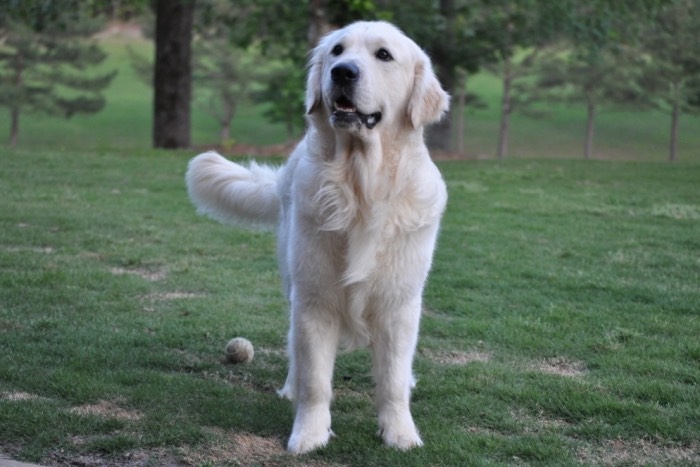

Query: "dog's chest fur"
left=312, top=144, right=437, bottom=286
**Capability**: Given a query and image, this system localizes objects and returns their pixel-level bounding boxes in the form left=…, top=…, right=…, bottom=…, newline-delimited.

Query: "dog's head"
left=306, top=21, right=449, bottom=133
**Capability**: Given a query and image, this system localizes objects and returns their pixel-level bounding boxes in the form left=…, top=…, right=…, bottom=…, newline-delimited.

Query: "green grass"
left=1, top=148, right=699, bottom=466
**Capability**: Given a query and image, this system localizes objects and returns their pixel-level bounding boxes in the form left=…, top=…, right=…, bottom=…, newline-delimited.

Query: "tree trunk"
left=426, top=63, right=455, bottom=152
left=9, top=108, right=19, bottom=147
left=584, top=98, right=595, bottom=159
left=669, top=98, right=680, bottom=163
left=9, top=49, right=23, bottom=147
left=286, top=121, right=295, bottom=140
left=427, top=0, right=456, bottom=153
left=218, top=101, right=234, bottom=144
left=219, top=122, right=230, bottom=144
left=455, top=70, right=466, bottom=156
left=153, top=0, right=194, bottom=149
left=426, top=111, right=453, bottom=152
left=308, top=0, right=331, bottom=48
left=497, top=54, right=513, bottom=159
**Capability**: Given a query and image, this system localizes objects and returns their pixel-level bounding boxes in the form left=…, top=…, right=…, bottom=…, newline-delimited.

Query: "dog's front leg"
left=371, top=296, right=423, bottom=450
left=286, top=302, right=340, bottom=454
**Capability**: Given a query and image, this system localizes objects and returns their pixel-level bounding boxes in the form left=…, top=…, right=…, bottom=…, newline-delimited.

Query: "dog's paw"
left=287, top=406, right=333, bottom=454
left=277, top=384, right=295, bottom=401
left=378, top=412, right=423, bottom=450
left=379, top=425, right=423, bottom=450
left=287, top=426, right=334, bottom=454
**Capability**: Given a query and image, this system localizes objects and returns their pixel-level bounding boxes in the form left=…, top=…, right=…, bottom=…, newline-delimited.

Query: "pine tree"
left=638, top=0, right=700, bottom=162
left=194, top=41, right=260, bottom=145
left=0, top=1, right=117, bottom=146
left=512, top=42, right=645, bottom=159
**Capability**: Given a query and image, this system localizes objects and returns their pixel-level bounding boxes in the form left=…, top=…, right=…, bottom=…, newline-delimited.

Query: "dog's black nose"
left=331, top=63, right=360, bottom=85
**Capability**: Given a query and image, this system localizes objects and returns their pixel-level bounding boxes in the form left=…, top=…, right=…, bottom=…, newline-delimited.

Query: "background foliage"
left=2, top=0, right=699, bottom=159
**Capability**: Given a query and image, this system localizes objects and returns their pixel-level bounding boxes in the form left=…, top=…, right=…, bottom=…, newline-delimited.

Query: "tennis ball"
left=225, top=337, right=254, bottom=364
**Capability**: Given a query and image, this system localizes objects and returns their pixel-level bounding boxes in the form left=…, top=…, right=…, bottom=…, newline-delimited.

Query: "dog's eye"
left=331, top=44, right=344, bottom=56
left=375, top=48, right=393, bottom=62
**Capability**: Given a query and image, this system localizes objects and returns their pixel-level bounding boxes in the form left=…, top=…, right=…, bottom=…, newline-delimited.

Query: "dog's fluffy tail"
left=186, top=151, right=281, bottom=229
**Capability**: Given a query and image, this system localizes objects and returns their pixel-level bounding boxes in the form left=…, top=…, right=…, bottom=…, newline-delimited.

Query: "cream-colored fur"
left=186, top=21, right=449, bottom=454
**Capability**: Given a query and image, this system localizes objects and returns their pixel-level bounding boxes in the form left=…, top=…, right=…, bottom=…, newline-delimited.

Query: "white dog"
left=186, top=21, right=449, bottom=454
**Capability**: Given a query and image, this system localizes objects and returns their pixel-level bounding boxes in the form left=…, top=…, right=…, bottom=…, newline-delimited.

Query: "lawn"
left=1, top=147, right=698, bottom=466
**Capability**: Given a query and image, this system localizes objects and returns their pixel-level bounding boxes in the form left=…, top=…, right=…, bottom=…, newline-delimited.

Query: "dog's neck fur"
left=311, top=112, right=425, bottom=169
left=308, top=117, right=432, bottom=231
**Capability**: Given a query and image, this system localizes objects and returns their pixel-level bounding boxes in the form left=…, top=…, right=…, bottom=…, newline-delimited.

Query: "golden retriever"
left=186, top=21, right=449, bottom=454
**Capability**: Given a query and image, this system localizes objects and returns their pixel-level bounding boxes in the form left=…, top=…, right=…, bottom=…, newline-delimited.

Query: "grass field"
left=1, top=146, right=699, bottom=465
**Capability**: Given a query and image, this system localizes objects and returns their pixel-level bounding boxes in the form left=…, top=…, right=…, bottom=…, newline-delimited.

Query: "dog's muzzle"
left=330, top=63, right=382, bottom=130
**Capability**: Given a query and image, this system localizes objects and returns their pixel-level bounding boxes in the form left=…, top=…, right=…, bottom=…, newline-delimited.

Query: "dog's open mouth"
left=332, top=96, right=382, bottom=130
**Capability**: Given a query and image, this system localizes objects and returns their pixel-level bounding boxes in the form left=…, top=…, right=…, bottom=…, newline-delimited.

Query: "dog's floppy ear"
left=305, top=42, right=324, bottom=114
left=407, top=51, right=450, bottom=128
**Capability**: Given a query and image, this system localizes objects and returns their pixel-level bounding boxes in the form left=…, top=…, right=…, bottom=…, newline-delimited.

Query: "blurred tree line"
left=1, top=0, right=699, bottom=161
left=0, top=0, right=118, bottom=146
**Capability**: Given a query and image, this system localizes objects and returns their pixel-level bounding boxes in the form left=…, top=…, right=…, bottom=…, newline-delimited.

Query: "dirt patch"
left=180, top=428, right=285, bottom=466
left=81, top=251, right=105, bottom=260
left=171, top=349, right=209, bottom=369
left=651, top=203, right=700, bottom=220
left=230, top=433, right=286, bottom=461
left=68, top=399, right=142, bottom=422
left=511, top=409, right=570, bottom=434
left=537, top=357, right=586, bottom=377
left=577, top=439, right=700, bottom=466
left=464, top=410, right=570, bottom=439
left=0, top=321, right=22, bottom=332
left=47, top=446, right=182, bottom=467
left=94, top=21, right=144, bottom=40
left=142, top=291, right=203, bottom=301
left=1, top=391, right=45, bottom=402
left=3, top=245, right=53, bottom=254
left=179, top=428, right=348, bottom=466
left=110, top=266, right=167, bottom=282
left=464, top=426, right=502, bottom=437
left=422, top=349, right=492, bottom=365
